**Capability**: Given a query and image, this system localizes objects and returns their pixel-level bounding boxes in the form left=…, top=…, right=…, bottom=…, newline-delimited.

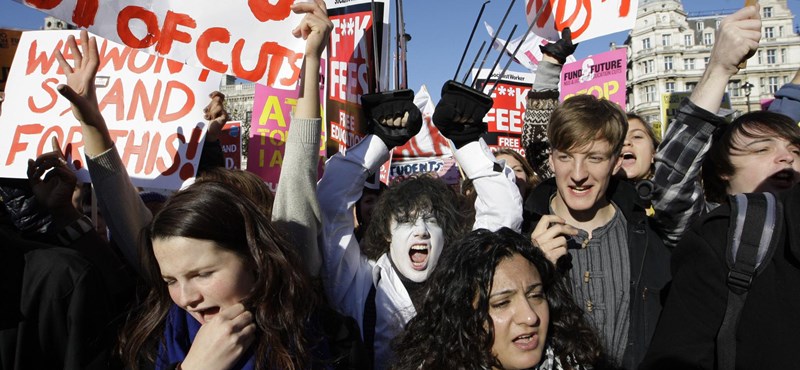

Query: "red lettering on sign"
left=6, top=124, right=44, bottom=165
left=117, top=6, right=160, bottom=48
left=247, top=0, right=293, bottom=22
left=155, top=11, right=197, bottom=55
left=197, top=27, right=231, bottom=73
left=28, top=78, right=59, bottom=113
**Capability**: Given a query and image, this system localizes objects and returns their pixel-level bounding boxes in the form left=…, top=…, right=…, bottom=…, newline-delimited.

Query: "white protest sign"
left=16, top=0, right=305, bottom=89
left=0, top=30, right=222, bottom=190
left=524, top=0, right=637, bottom=43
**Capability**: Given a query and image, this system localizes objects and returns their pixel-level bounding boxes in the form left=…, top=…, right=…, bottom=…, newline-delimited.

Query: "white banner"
left=0, top=30, right=222, bottom=190
left=524, top=0, right=637, bottom=43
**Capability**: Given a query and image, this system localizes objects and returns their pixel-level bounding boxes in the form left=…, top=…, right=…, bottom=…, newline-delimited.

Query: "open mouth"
left=512, top=333, right=539, bottom=350
left=769, top=169, right=797, bottom=187
left=194, top=306, right=220, bottom=324
left=569, top=185, right=592, bottom=194
left=409, top=244, right=429, bottom=271
left=622, top=152, right=637, bottom=166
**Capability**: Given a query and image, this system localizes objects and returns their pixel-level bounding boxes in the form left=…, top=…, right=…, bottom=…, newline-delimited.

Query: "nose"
left=412, top=217, right=431, bottom=238
left=514, top=299, right=540, bottom=326
left=173, top=282, right=202, bottom=309
left=776, top=146, right=796, bottom=165
left=570, top=160, right=588, bottom=182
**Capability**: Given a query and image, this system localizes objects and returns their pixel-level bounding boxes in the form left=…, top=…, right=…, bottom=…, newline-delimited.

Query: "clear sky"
left=2, top=0, right=799, bottom=100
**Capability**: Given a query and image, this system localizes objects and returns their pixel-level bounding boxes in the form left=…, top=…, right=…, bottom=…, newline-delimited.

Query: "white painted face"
left=388, top=213, right=445, bottom=283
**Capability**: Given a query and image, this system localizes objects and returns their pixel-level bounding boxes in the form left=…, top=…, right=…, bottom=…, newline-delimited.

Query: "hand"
left=203, top=91, right=229, bottom=142
left=181, top=304, right=256, bottom=370
left=291, top=0, right=333, bottom=61
left=540, top=27, right=578, bottom=65
left=362, top=89, right=422, bottom=149
left=27, top=137, right=78, bottom=217
left=531, top=215, right=579, bottom=265
left=708, top=5, right=761, bottom=77
left=55, top=30, right=113, bottom=156
left=432, top=80, right=492, bottom=148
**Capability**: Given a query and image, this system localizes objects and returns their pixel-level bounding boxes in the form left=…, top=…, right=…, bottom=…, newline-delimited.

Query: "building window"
left=780, top=26, right=785, bottom=37
left=758, top=50, right=763, bottom=64
left=643, top=60, right=654, bottom=74
left=767, top=49, right=776, bottom=64
left=729, top=80, right=741, bottom=97
left=664, top=56, right=673, bottom=70
left=684, top=34, right=693, bottom=46
left=782, top=49, right=787, bottom=63
left=765, top=27, right=774, bottom=39
left=703, top=33, right=713, bottom=45
left=644, top=85, right=656, bottom=102
left=662, top=34, right=671, bottom=46
left=665, top=82, right=675, bottom=93
left=769, top=76, right=779, bottom=94
left=764, top=7, right=772, bottom=18
left=697, top=21, right=704, bottom=30
left=642, top=38, right=651, bottom=49
left=684, top=58, right=695, bottom=70
left=704, top=57, right=710, bottom=67
left=686, top=82, right=697, bottom=91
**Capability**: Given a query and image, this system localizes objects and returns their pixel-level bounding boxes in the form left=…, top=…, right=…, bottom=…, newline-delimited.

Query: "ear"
left=612, top=154, right=623, bottom=175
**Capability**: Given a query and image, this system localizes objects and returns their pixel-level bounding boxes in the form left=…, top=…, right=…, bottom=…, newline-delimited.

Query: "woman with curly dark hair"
left=392, top=228, right=605, bottom=370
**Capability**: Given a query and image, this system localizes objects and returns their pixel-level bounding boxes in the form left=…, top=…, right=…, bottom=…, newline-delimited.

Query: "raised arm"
left=272, top=0, right=332, bottom=278
left=651, top=5, right=761, bottom=248
left=56, top=30, right=150, bottom=273
left=768, top=68, right=800, bottom=123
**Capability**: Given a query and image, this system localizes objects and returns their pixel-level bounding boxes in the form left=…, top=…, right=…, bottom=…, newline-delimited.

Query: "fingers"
left=55, top=50, right=74, bottom=75
left=57, top=84, right=81, bottom=105
left=217, top=303, right=248, bottom=321
left=68, top=34, right=82, bottom=69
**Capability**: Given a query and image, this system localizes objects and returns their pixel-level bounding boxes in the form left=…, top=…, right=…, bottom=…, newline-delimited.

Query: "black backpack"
left=716, top=193, right=783, bottom=370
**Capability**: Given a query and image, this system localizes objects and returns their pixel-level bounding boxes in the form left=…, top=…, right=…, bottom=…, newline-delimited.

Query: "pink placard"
left=560, top=48, right=627, bottom=111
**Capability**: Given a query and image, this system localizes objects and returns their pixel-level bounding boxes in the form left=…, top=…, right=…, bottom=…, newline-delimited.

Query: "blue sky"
left=2, top=0, right=799, bottom=100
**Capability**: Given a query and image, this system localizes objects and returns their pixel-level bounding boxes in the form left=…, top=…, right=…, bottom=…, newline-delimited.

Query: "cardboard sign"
left=524, top=0, right=638, bottom=43
left=17, top=0, right=306, bottom=89
left=219, top=121, right=241, bottom=169
left=560, top=48, right=627, bottom=110
left=326, top=0, right=389, bottom=153
left=473, top=69, right=535, bottom=155
left=0, top=29, right=23, bottom=91
left=389, top=156, right=461, bottom=185
left=0, top=30, right=221, bottom=189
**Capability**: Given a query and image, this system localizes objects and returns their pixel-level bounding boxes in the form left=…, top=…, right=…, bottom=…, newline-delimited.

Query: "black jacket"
left=640, top=185, right=800, bottom=370
left=523, top=178, right=672, bottom=369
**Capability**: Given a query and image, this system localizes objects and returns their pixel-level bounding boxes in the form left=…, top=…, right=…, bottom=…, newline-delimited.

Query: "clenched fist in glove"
left=361, top=89, right=422, bottom=149
left=432, top=80, right=493, bottom=148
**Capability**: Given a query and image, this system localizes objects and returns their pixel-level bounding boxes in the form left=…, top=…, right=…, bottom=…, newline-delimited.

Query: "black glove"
left=432, top=80, right=493, bottom=148
left=540, top=27, right=578, bottom=65
left=361, top=89, right=422, bottom=149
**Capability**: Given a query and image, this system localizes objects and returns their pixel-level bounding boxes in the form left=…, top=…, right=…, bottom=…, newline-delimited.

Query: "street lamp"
left=742, top=81, right=754, bottom=113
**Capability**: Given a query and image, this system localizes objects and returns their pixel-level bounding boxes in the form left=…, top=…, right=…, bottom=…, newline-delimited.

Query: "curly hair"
left=703, top=111, right=800, bottom=203
left=391, top=228, right=603, bottom=369
left=362, top=174, right=466, bottom=261
left=119, top=181, right=318, bottom=370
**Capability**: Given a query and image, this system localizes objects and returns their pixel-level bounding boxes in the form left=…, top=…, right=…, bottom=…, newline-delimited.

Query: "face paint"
left=388, top=214, right=445, bottom=283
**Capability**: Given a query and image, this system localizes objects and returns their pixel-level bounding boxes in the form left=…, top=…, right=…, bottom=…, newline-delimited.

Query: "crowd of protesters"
left=3, top=1, right=800, bottom=369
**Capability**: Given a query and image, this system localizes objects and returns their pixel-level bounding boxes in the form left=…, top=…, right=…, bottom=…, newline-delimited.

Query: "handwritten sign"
left=473, top=69, right=535, bottom=155
left=524, top=0, right=638, bottom=43
left=0, top=30, right=222, bottom=189
left=560, top=48, right=627, bottom=110
left=485, top=21, right=575, bottom=72
left=326, top=0, right=389, bottom=153
left=389, top=156, right=461, bottom=185
left=17, top=0, right=306, bottom=89
left=392, top=85, right=452, bottom=161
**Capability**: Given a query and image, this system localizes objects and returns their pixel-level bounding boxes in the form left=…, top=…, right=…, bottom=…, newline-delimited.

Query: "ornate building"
left=625, top=0, right=800, bottom=128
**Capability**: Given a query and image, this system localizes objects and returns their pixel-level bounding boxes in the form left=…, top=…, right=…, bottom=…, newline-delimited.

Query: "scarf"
left=156, top=305, right=255, bottom=370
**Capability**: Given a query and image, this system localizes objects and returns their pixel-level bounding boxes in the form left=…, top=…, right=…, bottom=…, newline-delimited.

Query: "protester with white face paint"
left=317, top=83, right=522, bottom=368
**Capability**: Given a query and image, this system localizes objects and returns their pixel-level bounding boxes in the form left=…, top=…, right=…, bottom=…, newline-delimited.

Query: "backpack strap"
left=716, top=193, right=782, bottom=370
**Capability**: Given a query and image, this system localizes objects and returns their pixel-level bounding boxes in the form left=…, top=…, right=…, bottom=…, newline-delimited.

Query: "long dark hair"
left=391, top=228, right=603, bottom=369
left=703, top=111, right=800, bottom=203
left=119, top=181, right=317, bottom=369
left=363, top=174, right=466, bottom=260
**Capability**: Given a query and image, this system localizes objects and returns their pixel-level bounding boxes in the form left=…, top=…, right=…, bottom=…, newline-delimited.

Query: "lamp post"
left=742, top=81, right=754, bottom=113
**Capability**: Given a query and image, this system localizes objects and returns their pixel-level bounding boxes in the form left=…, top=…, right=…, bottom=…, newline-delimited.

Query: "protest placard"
left=0, top=30, right=221, bottom=190
left=219, top=121, right=241, bottom=170
left=326, top=0, right=389, bottom=153
left=0, top=29, right=22, bottom=91
left=524, top=0, right=638, bottom=43
left=659, top=91, right=731, bottom=138
left=485, top=21, right=575, bottom=72
left=560, top=48, right=627, bottom=110
left=389, top=156, right=461, bottom=185
left=16, top=0, right=307, bottom=89
left=472, top=69, right=535, bottom=155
